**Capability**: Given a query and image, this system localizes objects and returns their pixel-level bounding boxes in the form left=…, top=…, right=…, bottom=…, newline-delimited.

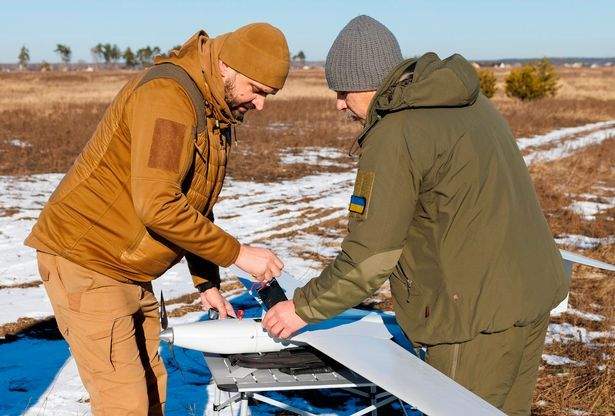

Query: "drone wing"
left=559, top=249, right=615, bottom=271
left=295, top=332, right=505, bottom=415
left=552, top=249, right=614, bottom=315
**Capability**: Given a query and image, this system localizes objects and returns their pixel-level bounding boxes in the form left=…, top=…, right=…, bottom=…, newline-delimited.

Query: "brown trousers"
left=427, top=313, right=550, bottom=416
left=37, top=251, right=167, bottom=415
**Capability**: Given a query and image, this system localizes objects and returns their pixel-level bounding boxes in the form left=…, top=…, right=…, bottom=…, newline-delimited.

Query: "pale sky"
left=2, top=0, right=614, bottom=63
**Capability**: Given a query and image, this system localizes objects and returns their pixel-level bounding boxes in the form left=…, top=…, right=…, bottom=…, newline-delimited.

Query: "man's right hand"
left=234, top=244, right=284, bottom=282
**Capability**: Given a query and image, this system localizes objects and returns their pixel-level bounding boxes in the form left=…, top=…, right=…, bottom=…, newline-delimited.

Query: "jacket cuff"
left=195, top=280, right=220, bottom=292
left=292, top=287, right=321, bottom=324
left=218, top=233, right=241, bottom=267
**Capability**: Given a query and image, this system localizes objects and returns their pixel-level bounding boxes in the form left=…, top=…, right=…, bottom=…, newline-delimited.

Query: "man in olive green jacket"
left=263, top=16, right=568, bottom=415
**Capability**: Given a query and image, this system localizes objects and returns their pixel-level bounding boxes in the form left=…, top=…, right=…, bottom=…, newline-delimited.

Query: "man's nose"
left=336, top=99, right=347, bottom=111
left=253, top=96, right=265, bottom=111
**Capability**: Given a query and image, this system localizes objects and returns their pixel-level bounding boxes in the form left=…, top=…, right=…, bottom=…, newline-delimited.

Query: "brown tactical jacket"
left=25, top=31, right=240, bottom=287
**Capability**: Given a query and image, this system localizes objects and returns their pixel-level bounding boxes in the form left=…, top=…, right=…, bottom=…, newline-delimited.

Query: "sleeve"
left=127, top=78, right=240, bottom=267
left=293, top=118, right=424, bottom=323
left=187, top=212, right=221, bottom=288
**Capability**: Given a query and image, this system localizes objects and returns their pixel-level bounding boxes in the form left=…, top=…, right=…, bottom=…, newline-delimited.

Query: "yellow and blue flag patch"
left=349, top=169, right=375, bottom=220
left=349, top=195, right=367, bottom=215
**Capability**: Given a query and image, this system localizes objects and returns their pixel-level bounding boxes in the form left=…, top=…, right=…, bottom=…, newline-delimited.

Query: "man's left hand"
left=200, top=287, right=236, bottom=319
left=262, top=300, right=307, bottom=339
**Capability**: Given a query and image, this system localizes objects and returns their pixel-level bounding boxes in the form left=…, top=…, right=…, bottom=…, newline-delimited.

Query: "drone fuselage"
left=160, top=317, right=302, bottom=354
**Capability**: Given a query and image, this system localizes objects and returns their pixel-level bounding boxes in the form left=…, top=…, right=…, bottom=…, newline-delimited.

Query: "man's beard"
left=345, top=109, right=364, bottom=125
left=224, top=77, right=251, bottom=122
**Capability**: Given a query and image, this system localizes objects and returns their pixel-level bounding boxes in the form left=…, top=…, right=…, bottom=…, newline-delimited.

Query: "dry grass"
left=229, top=97, right=359, bottom=181
left=0, top=102, right=108, bottom=174
left=0, top=70, right=132, bottom=112
left=3, top=67, right=615, bottom=180
left=527, top=140, right=614, bottom=415
left=490, top=66, right=615, bottom=101
left=530, top=138, right=615, bottom=239
left=271, top=68, right=335, bottom=100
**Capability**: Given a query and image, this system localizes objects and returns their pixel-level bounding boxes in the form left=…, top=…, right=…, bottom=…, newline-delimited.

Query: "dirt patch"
left=0, top=280, right=42, bottom=290
left=0, top=207, right=20, bottom=217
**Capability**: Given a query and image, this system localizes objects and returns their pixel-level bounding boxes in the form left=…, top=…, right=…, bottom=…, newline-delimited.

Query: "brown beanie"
left=219, top=23, right=290, bottom=89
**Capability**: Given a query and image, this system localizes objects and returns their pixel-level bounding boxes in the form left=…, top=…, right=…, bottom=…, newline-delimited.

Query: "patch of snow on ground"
left=4, top=138, right=32, bottom=148
left=516, top=120, right=615, bottom=150
left=568, top=409, right=589, bottom=416
left=542, top=354, right=580, bottom=366
left=279, top=146, right=352, bottom=167
left=546, top=322, right=615, bottom=345
left=554, top=234, right=615, bottom=250
left=565, top=308, right=605, bottom=322
left=0, top=174, right=62, bottom=287
left=523, top=127, right=615, bottom=165
left=567, top=191, right=615, bottom=221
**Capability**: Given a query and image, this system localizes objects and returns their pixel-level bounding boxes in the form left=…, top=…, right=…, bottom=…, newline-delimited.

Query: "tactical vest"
left=138, top=63, right=231, bottom=217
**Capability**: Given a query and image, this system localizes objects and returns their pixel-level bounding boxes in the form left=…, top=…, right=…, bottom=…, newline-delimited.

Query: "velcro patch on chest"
left=349, top=170, right=375, bottom=220
left=148, top=118, right=187, bottom=173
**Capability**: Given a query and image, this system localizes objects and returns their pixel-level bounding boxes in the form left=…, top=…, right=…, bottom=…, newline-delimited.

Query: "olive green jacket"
left=293, top=53, right=568, bottom=345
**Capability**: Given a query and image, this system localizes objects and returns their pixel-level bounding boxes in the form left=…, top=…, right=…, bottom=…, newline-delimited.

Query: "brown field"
left=1, top=66, right=614, bottom=414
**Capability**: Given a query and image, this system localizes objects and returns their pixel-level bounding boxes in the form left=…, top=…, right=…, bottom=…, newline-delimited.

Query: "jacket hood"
left=155, top=31, right=235, bottom=124
left=353, top=53, right=479, bottom=149
left=365, top=52, right=480, bottom=127
left=156, top=31, right=211, bottom=103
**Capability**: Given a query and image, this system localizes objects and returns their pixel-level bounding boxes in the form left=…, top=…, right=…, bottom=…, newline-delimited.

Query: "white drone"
left=159, top=250, right=614, bottom=416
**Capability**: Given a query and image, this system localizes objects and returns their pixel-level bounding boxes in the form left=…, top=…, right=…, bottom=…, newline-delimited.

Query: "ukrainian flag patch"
left=349, top=195, right=367, bottom=214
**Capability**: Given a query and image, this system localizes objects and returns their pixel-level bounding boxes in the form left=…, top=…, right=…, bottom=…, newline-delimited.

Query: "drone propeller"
left=159, top=291, right=187, bottom=378
left=160, top=291, right=168, bottom=331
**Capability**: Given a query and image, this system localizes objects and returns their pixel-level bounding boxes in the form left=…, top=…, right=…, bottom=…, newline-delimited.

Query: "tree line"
left=16, top=43, right=180, bottom=70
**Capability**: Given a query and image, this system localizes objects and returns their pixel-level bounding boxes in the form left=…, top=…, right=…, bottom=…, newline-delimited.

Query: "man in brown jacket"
left=25, top=23, right=289, bottom=415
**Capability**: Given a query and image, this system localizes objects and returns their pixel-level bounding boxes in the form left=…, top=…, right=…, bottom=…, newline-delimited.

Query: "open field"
left=0, top=67, right=613, bottom=415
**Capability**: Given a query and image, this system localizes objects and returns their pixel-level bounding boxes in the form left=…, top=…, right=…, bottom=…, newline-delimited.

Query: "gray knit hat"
left=325, top=15, right=403, bottom=92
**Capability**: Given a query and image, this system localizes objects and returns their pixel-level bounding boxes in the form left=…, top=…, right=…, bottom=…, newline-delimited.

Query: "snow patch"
left=546, top=322, right=615, bottom=345
left=4, top=138, right=32, bottom=148
left=554, top=234, right=615, bottom=249
left=542, top=354, right=580, bottom=366
left=568, top=197, right=614, bottom=221
left=516, top=120, right=615, bottom=150
left=523, top=127, right=615, bottom=165
left=279, top=146, right=351, bottom=167
left=565, top=308, right=605, bottom=322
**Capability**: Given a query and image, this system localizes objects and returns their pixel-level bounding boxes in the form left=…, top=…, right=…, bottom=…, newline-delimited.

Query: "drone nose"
left=160, top=328, right=174, bottom=344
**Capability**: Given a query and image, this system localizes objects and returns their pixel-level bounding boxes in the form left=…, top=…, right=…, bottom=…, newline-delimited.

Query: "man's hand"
left=262, top=300, right=307, bottom=339
left=200, top=287, right=236, bottom=319
left=234, top=244, right=284, bottom=282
